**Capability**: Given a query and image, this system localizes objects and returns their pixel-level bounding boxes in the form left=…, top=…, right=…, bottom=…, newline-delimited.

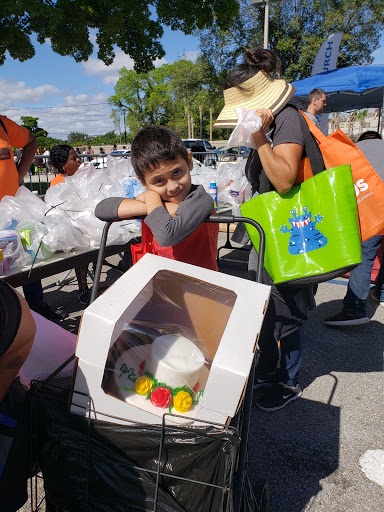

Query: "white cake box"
left=71, top=253, right=270, bottom=426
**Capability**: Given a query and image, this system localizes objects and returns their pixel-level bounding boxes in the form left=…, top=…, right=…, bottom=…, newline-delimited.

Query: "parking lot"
left=17, top=233, right=384, bottom=511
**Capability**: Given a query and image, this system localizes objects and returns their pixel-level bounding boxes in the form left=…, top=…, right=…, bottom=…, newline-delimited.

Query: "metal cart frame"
left=29, top=214, right=268, bottom=512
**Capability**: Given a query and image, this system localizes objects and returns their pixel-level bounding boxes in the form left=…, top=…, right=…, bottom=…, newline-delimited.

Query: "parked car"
left=215, top=146, right=251, bottom=161
left=110, top=149, right=131, bottom=158
left=182, top=139, right=216, bottom=151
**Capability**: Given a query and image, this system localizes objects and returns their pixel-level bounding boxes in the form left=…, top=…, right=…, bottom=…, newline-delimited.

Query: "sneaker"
left=370, top=289, right=384, bottom=308
left=78, top=288, right=91, bottom=306
left=32, top=303, right=67, bottom=321
left=254, top=383, right=302, bottom=411
left=253, top=377, right=277, bottom=390
left=324, top=310, right=369, bottom=326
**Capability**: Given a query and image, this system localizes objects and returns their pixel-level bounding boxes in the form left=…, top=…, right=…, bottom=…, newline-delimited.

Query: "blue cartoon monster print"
left=279, top=206, right=328, bottom=255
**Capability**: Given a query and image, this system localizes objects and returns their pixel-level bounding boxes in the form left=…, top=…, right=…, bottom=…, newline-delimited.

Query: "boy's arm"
left=94, top=197, right=148, bottom=221
left=145, top=185, right=214, bottom=247
left=95, top=191, right=163, bottom=221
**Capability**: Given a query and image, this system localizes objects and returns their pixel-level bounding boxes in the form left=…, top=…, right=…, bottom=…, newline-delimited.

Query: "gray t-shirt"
left=356, top=139, right=384, bottom=181
left=245, top=105, right=305, bottom=193
left=303, top=111, right=319, bottom=128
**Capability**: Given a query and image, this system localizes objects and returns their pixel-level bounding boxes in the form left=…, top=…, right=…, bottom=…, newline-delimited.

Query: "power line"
left=2, top=102, right=110, bottom=110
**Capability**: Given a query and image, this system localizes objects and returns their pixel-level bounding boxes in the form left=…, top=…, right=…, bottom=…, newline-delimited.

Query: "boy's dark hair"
left=131, top=125, right=188, bottom=182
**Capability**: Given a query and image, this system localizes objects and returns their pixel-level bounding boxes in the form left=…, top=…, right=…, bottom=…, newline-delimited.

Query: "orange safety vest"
left=0, top=116, right=29, bottom=200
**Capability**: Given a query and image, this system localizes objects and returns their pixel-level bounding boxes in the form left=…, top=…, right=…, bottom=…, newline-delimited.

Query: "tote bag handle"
left=258, top=107, right=326, bottom=194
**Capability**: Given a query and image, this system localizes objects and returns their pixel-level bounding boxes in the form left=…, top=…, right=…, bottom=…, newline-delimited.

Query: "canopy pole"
left=379, top=88, right=384, bottom=137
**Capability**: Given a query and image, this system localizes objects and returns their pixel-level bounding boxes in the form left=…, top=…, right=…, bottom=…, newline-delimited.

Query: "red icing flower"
left=150, top=387, right=172, bottom=408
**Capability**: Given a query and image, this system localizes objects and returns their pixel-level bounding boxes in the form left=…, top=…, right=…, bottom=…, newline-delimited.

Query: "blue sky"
left=0, top=28, right=200, bottom=140
left=1, top=30, right=383, bottom=140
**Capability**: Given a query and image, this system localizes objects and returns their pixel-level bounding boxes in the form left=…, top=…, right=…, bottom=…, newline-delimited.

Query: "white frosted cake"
left=144, top=334, right=205, bottom=390
left=111, top=334, right=206, bottom=416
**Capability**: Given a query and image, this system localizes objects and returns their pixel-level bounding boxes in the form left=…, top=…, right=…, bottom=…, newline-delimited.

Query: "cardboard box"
left=71, top=254, right=270, bottom=426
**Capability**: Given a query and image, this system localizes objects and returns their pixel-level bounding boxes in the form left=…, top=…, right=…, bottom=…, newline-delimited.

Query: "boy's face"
left=141, top=153, right=193, bottom=204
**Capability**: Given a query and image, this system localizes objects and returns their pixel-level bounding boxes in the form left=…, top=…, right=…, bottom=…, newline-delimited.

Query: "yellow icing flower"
left=134, top=375, right=153, bottom=395
left=173, top=391, right=192, bottom=413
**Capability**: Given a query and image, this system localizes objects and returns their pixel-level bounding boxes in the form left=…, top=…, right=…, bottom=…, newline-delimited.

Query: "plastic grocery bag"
left=227, top=108, right=263, bottom=149
left=32, top=383, right=242, bottom=512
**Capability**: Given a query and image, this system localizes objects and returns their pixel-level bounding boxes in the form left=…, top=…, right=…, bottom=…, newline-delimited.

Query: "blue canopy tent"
left=290, top=65, right=384, bottom=113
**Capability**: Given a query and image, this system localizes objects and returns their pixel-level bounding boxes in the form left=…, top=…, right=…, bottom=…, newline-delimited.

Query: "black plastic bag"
left=32, top=384, right=241, bottom=512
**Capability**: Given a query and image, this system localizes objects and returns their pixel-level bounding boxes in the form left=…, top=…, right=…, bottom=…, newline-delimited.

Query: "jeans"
left=343, top=235, right=384, bottom=316
left=256, top=301, right=303, bottom=387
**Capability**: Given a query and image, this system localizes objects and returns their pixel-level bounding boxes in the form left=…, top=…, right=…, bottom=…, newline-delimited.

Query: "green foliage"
left=0, top=0, right=239, bottom=72
left=67, top=132, right=90, bottom=146
left=198, top=0, right=384, bottom=82
left=109, top=59, right=217, bottom=139
left=20, top=116, right=63, bottom=149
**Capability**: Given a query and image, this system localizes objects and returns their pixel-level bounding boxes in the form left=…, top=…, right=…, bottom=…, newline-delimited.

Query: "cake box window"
left=101, top=270, right=237, bottom=420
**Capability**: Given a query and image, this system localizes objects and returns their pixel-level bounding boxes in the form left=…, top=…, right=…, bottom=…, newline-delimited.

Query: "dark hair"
left=308, top=89, right=326, bottom=106
left=131, top=125, right=188, bottom=182
left=224, top=48, right=281, bottom=90
left=358, top=130, right=382, bottom=142
left=50, top=144, right=73, bottom=174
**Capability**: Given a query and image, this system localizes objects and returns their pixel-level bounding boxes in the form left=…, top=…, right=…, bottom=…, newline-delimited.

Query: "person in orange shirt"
left=50, top=145, right=91, bottom=304
left=0, top=116, right=66, bottom=321
left=0, top=116, right=38, bottom=199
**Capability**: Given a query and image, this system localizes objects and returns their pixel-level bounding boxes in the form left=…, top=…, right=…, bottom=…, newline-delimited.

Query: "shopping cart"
left=28, top=214, right=269, bottom=512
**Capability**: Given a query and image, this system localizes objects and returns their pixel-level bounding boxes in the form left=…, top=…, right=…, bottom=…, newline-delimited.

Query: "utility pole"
left=250, top=0, right=269, bottom=49
left=121, top=108, right=127, bottom=144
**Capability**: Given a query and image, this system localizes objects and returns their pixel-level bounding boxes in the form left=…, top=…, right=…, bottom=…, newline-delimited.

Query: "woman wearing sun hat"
left=216, top=48, right=315, bottom=411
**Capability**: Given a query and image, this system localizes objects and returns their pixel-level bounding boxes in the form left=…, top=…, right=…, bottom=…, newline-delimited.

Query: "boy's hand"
left=136, top=190, right=163, bottom=214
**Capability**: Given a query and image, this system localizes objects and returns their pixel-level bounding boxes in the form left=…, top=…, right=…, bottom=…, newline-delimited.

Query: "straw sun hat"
left=213, top=70, right=296, bottom=129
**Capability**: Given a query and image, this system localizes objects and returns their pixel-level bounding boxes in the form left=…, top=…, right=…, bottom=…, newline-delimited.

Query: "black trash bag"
left=32, top=385, right=241, bottom=512
left=0, top=378, right=32, bottom=512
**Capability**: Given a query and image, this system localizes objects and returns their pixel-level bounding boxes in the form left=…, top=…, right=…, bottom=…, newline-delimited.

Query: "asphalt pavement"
left=17, top=232, right=384, bottom=511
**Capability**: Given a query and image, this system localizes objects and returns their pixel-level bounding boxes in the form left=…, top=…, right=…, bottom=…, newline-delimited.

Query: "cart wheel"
left=253, top=480, right=270, bottom=512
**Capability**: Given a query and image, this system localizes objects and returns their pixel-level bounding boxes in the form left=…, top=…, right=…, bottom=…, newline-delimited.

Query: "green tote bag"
left=240, top=164, right=361, bottom=286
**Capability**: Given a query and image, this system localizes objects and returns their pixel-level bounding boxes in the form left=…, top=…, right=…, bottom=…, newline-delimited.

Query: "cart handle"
left=90, top=215, right=265, bottom=304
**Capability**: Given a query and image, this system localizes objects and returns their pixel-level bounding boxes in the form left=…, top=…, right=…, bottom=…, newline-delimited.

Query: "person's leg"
left=0, top=289, right=36, bottom=403
left=254, top=298, right=280, bottom=383
left=75, top=266, right=90, bottom=305
left=373, top=240, right=384, bottom=304
left=22, top=281, right=66, bottom=321
left=342, top=236, right=382, bottom=316
left=254, top=328, right=303, bottom=412
left=278, top=328, right=303, bottom=387
left=22, top=280, right=44, bottom=308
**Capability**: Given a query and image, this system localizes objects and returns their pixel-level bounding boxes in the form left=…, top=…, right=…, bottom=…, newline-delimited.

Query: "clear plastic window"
left=102, top=270, right=237, bottom=420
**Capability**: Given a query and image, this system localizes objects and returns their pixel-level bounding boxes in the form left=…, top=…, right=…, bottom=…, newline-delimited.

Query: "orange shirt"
left=0, top=116, right=29, bottom=200
left=49, top=173, right=64, bottom=187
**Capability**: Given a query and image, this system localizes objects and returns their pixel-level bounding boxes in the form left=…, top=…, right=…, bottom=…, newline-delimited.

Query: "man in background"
left=304, top=89, right=327, bottom=128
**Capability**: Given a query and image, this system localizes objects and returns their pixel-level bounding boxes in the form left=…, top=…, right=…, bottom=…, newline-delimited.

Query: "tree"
left=67, top=132, right=90, bottom=146
left=1, top=0, right=239, bottom=72
left=109, top=59, right=212, bottom=139
left=20, top=116, right=62, bottom=149
left=198, top=0, right=384, bottom=82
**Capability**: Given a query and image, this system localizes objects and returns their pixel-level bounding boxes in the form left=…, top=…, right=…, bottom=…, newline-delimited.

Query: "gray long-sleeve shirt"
left=94, top=184, right=214, bottom=247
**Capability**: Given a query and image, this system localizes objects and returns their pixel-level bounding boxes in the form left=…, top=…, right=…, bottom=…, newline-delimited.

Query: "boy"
left=95, top=126, right=219, bottom=271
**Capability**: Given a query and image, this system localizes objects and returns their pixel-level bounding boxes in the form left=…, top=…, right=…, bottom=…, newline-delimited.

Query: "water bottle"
left=208, top=181, right=218, bottom=212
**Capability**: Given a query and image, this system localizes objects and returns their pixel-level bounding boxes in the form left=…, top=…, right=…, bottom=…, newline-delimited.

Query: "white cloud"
left=0, top=79, right=62, bottom=104
left=82, top=49, right=167, bottom=84
left=182, top=50, right=200, bottom=62
left=2, top=90, right=115, bottom=139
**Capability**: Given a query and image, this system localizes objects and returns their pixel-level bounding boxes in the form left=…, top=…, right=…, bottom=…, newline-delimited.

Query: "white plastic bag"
left=227, top=108, right=263, bottom=149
